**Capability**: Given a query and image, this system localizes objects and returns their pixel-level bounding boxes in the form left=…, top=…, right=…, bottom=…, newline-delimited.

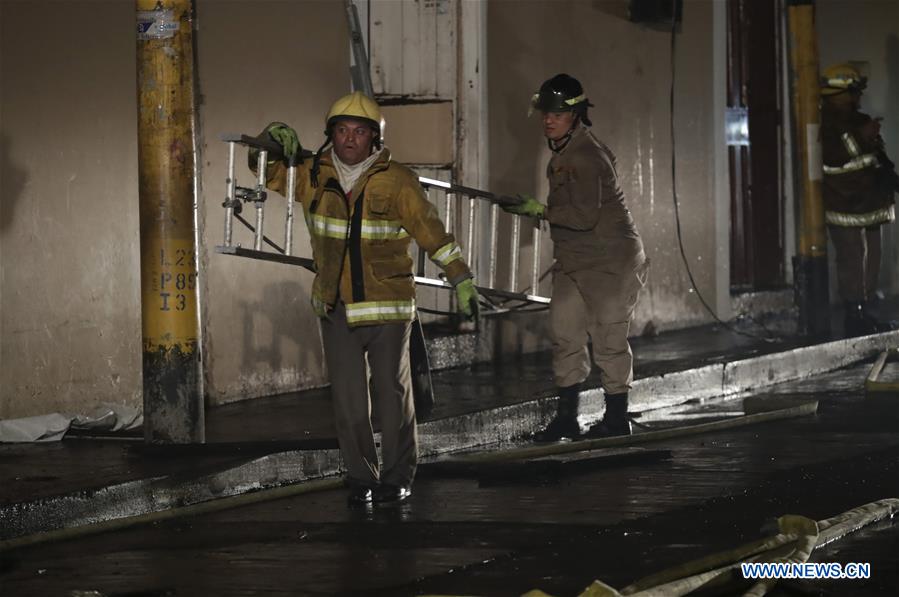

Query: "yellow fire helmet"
left=820, top=63, right=867, bottom=96
left=326, top=91, right=383, bottom=134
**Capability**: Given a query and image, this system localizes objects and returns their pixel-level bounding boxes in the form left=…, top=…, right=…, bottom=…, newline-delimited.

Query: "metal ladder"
left=214, top=133, right=551, bottom=309
left=212, top=0, right=550, bottom=414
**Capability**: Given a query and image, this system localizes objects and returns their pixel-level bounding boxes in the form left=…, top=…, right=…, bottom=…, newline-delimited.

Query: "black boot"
left=844, top=302, right=879, bottom=337
left=583, top=393, right=632, bottom=439
left=533, top=385, right=581, bottom=442
left=861, top=301, right=897, bottom=332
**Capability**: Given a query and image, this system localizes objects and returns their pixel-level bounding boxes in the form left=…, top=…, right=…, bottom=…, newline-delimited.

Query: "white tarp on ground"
left=0, top=404, right=142, bottom=443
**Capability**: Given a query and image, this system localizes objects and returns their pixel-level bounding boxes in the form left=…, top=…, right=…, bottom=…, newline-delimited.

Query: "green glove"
left=455, top=278, right=480, bottom=320
left=249, top=122, right=300, bottom=169
left=502, top=194, right=545, bottom=218
left=311, top=297, right=328, bottom=319
left=266, top=122, right=300, bottom=160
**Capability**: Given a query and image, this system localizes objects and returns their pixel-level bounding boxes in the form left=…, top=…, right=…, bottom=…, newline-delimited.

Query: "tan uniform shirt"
left=544, top=126, right=644, bottom=274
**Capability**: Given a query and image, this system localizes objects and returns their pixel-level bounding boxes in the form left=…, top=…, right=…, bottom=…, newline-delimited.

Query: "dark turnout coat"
left=822, top=105, right=896, bottom=227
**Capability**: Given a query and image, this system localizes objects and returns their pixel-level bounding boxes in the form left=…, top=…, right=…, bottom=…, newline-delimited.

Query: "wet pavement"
left=209, top=319, right=808, bottom=443
left=2, top=362, right=897, bottom=596
left=0, top=321, right=814, bottom=508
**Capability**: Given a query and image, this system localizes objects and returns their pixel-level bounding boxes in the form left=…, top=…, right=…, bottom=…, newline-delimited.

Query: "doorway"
left=727, top=0, right=786, bottom=291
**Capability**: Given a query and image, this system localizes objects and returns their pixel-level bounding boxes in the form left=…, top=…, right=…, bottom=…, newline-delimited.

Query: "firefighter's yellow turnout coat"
left=261, top=149, right=471, bottom=326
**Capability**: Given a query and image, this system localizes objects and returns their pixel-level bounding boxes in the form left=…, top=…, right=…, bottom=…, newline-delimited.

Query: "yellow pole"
left=136, top=0, right=204, bottom=443
left=787, top=0, right=830, bottom=336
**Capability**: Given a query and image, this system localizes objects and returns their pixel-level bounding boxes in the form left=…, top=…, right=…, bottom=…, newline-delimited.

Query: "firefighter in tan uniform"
left=254, top=92, right=479, bottom=505
left=820, top=64, right=898, bottom=336
left=504, top=74, right=647, bottom=441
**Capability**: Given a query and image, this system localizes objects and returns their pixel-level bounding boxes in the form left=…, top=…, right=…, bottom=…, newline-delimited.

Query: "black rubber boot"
left=346, top=486, right=374, bottom=507
left=583, top=393, right=632, bottom=439
left=845, top=302, right=879, bottom=337
left=533, top=385, right=581, bottom=442
left=861, top=301, right=897, bottom=332
left=372, top=484, right=412, bottom=505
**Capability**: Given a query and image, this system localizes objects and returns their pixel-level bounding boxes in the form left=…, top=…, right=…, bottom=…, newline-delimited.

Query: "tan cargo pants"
left=320, top=302, right=417, bottom=488
left=549, top=262, right=648, bottom=393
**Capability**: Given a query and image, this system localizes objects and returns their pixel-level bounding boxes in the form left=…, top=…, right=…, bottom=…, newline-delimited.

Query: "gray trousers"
left=549, top=262, right=648, bottom=393
left=828, top=225, right=882, bottom=303
left=320, top=303, right=417, bottom=488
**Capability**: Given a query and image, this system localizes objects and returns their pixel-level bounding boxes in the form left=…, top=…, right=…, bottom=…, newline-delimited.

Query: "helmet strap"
left=548, top=116, right=579, bottom=153
left=548, top=130, right=573, bottom=153
left=310, top=134, right=332, bottom=188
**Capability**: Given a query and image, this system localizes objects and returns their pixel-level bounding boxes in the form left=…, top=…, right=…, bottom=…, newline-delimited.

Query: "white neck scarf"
left=331, top=148, right=383, bottom=195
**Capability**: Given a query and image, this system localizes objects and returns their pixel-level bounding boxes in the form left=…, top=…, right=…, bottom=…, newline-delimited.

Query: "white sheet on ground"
left=0, top=404, right=143, bottom=443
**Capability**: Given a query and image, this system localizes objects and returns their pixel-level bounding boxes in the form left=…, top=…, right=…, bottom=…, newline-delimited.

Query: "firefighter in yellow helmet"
left=251, top=91, right=479, bottom=505
left=820, top=63, right=898, bottom=335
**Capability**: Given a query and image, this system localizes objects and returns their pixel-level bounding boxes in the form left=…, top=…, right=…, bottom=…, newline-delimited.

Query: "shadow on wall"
left=590, top=0, right=630, bottom=20
left=496, top=16, right=541, bottom=197
left=491, top=13, right=544, bottom=289
left=238, top=278, right=309, bottom=378
left=0, top=133, right=28, bottom=233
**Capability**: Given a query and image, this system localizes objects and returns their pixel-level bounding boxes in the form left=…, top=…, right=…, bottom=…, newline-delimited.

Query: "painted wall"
left=0, top=0, right=727, bottom=419
left=195, top=1, right=348, bottom=406
left=1, top=1, right=142, bottom=419
left=487, top=0, right=721, bottom=333
left=817, top=0, right=899, bottom=297
left=0, top=0, right=348, bottom=418
left=4, top=0, right=894, bottom=420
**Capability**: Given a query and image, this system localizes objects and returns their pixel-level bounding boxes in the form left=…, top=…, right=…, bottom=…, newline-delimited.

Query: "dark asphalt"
left=207, top=318, right=807, bottom=444
left=2, top=362, right=897, bottom=596
left=0, top=320, right=807, bottom=507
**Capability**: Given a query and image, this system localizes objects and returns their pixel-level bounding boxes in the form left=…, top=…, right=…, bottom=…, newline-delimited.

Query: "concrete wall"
left=3, top=0, right=895, bottom=420
left=817, top=0, right=899, bottom=297
left=0, top=0, right=734, bottom=419
left=1, top=1, right=142, bottom=419
left=0, top=0, right=347, bottom=418
left=487, top=0, right=722, bottom=333
left=195, top=1, right=347, bottom=406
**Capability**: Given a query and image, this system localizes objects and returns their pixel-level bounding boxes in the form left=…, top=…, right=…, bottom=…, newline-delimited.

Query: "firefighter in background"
left=820, top=63, right=899, bottom=336
left=502, top=74, right=648, bottom=441
left=252, top=92, right=479, bottom=505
